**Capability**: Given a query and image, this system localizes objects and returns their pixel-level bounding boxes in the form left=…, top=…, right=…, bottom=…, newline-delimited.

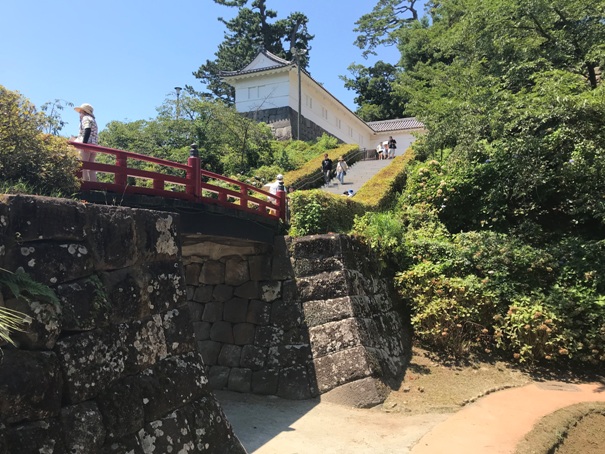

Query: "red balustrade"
left=69, top=141, right=286, bottom=222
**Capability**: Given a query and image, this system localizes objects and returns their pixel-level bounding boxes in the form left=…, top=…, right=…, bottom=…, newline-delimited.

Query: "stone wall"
left=0, top=195, right=245, bottom=454
left=184, top=233, right=409, bottom=408
left=242, top=106, right=340, bottom=142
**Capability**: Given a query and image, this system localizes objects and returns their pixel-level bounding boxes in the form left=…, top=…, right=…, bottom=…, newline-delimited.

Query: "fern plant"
left=0, top=267, right=59, bottom=345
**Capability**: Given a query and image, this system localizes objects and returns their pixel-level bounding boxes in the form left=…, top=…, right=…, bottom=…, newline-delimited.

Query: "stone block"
left=319, top=377, right=390, bottom=408
left=271, top=299, right=303, bottom=331
left=186, top=285, right=195, bottom=301
left=240, top=345, right=267, bottom=371
left=213, top=284, right=234, bottom=301
left=201, top=301, right=223, bottom=322
left=233, top=323, right=256, bottom=345
left=210, top=321, right=234, bottom=344
left=218, top=344, right=242, bottom=367
left=2, top=418, right=65, bottom=453
left=292, top=256, right=344, bottom=277
left=185, top=263, right=201, bottom=285
left=254, top=326, right=284, bottom=347
left=198, top=340, right=222, bottom=365
left=161, top=306, right=196, bottom=355
left=187, top=396, right=247, bottom=453
left=137, top=408, right=194, bottom=453
left=248, top=255, right=272, bottom=280
left=225, top=257, right=249, bottom=286
left=132, top=210, right=181, bottom=263
left=101, top=267, right=152, bottom=324
left=188, top=301, right=204, bottom=321
left=313, top=346, right=381, bottom=393
left=193, top=321, right=211, bottom=341
left=96, top=375, right=145, bottom=440
left=303, top=296, right=370, bottom=328
left=246, top=300, right=271, bottom=325
left=266, top=345, right=312, bottom=369
left=138, top=352, right=208, bottom=423
left=281, top=279, right=299, bottom=303
left=200, top=260, right=224, bottom=285
left=120, top=315, right=168, bottom=376
left=224, top=297, right=248, bottom=323
left=85, top=204, right=140, bottom=270
left=228, top=368, right=252, bottom=393
left=308, top=318, right=369, bottom=357
left=56, top=275, right=110, bottom=331
left=193, top=285, right=214, bottom=303
left=143, top=261, right=186, bottom=313
left=208, top=366, right=230, bottom=389
left=234, top=281, right=259, bottom=299
left=296, top=270, right=353, bottom=302
left=0, top=195, right=87, bottom=243
left=260, top=281, right=281, bottom=302
left=271, top=236, right=292, bottom=280
left=54, top=328, right=126, bottom=404
left=5, top=241, right=94, bottom=286
left=251, top=369, right=279, bottom=395
left=277, top=366, right=314, bottom=400
left=3, top=296, right=61, bottom=350
left=0, top=350, right=62, bottom=424
left=101, top=432, right=144, bottom=453
left=60, top=401, right=106, bottom=453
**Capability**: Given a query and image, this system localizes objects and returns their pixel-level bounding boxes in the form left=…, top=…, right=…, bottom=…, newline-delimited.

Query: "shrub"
left=0, top=86, right=80, bottom=195
left=288, top=189, right=367, bottom=236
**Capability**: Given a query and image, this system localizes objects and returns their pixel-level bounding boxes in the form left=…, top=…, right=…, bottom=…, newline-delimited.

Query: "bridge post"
left=187, top=144, right=201, bottom=199
left=277, top=189, right=287, bottom=222
left=115, top=152, right=128, bottom=187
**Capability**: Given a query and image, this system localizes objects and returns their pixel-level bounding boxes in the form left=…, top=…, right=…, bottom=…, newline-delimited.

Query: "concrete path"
left=321, top=157, right=396, bottom=196
left=216, top=381, right=605, bottom=454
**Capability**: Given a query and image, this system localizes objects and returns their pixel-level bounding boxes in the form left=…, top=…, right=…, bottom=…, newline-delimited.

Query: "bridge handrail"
left=69, top=141, right=286, bottom=222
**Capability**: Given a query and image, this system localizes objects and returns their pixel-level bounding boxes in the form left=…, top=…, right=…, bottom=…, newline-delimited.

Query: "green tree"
left=193, top=0, right=314, bottom=104
left=0, top=86, right=79, bottom=195
left=99, top=91, right=274, bottom=176
left=340, top=61, right=406, bottom=121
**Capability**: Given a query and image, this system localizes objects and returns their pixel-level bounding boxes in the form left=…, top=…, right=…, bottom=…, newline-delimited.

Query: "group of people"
left=321, top=153, right=349, bottom=185
left=376, top=136, right=397, bottom=160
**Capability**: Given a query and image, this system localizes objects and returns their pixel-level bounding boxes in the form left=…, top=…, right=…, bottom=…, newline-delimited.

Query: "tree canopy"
left=193, top=0, right=314, bottom=104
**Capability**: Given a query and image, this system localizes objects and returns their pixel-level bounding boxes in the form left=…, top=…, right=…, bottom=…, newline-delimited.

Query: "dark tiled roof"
left=367, top=117, right=425, bottom=132
left=221, top=50, right=292, bottom=77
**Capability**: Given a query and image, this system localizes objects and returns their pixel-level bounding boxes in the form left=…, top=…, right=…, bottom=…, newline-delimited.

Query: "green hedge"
left=354, top=149, right=415, bottom=210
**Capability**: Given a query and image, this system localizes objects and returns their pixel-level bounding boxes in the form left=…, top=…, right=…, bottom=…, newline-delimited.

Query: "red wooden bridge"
left=69, top=141, right=287, bottom=223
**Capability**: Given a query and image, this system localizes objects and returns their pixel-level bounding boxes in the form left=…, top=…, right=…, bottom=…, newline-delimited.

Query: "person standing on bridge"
left=73, top=103, right=98, bottom=182
left=268, top=174, right=285, bottom=204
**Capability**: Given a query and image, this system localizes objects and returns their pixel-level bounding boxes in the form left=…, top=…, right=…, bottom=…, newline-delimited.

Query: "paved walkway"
left=217, top=381, right=605, bottom=453
left=321, top=157, right=396, bottom=196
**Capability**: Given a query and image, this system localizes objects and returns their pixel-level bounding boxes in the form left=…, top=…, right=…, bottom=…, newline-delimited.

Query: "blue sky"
left=1, top=0, right=411, bottom=135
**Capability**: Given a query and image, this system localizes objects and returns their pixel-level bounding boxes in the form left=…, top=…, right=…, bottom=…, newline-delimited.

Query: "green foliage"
left=288, top=189, right=366, bottom=237
left=0, top=86, right=80, bottom=196
left=194, top=0, right=314, bottom=103
left=0, top=267, right=59, bottom=345
left=341, top=61, right=406, bottom=121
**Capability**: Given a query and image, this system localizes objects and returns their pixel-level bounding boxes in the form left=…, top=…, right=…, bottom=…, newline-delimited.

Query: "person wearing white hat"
left=268, top=174, right=285, bottom=205
left=74, top=103, right=99, bottom=181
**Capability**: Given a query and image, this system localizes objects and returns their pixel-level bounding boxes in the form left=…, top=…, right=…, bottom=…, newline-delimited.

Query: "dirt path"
left=215, top=348, right=605, bottom=454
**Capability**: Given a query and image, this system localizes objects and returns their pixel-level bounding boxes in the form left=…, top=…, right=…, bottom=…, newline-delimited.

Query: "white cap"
left=277, top=174, right=284, bottom=181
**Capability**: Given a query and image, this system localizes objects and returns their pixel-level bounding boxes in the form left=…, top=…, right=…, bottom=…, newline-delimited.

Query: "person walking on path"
left=388, top=136, right=397, bottom=159
left=336, top=156, right=349, bottom=185
left=321, top=153, right=333, bottom=185
left=73, top=103, right=99, bottom=182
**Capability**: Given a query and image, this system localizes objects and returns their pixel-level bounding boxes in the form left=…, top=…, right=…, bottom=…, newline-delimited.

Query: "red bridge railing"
left=69, top=141, right=287, bottom=222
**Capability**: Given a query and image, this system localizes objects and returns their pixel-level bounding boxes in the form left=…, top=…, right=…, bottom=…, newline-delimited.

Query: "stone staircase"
left=321, top=156, right=398, bottom=196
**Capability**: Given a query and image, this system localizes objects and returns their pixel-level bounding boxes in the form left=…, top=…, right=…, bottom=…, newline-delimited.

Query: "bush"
left=288, top=189, right=367, bottom=236
left=0, top=86, right=80, bottom=195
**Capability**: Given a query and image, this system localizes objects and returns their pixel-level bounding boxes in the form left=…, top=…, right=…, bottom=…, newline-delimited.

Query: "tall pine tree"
left=194, top=0, right=313, bottom=105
